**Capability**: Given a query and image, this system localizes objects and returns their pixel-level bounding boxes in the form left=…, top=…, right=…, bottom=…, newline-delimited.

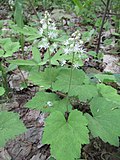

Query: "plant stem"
left=66, top=52, right=75, bottom=112
left=46, top=14, right=52, bottom=88
left=96, top=0, right=110, bottom=55
left=28, top=0, right=40, bottom=21
left=18, top=67, right=27, bottom=87
left=0, top=60, right=10, bottom=97
left=20, top=34, right=25, bottom=59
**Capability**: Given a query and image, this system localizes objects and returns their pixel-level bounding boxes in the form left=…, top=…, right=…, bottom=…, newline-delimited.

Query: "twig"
left=96, top=0, right=111, bottom=55
left=101, top=0, right=106, bottom=6
left=28, top=0, right=40, bottom=21
left=107, top=12, right=120, bottom=16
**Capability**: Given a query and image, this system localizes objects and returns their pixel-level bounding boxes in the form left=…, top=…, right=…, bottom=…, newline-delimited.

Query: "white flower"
left=79, top=48, right=86, bottom=54
left=52, top=43, right=57, bottom=49
left=48, top=23, right=56, bottom=30
left=79, top=40, right=83, bottom=45
left=8, top=0, right=14, bottom=6
left=73, top=63, right=79, bottom=69
left=49, top=47, right=54, bottom=53
left=48, top=31, right=58, bottom=39
left=39, top=43, right=49, bottom=50
left=45, top=11, right=50, bottom=19
left=24, top=46, right=28, bottom=51
left=38, top=38, right=49, bottom=49
left=68, top=38, right=74, bottom=42
left=73, top=43, right=81, bottom=52
left=42, top=23, right=47, bottom=29
left=64, top=47, right=70, bottom=55
left=38, top=28, right=43, bottom=35
left=70, top=43, right=74, bottom=48
left=47, top=101, right=53, bottom=107
left=61, top=60, right=66, bottom=66
left=72, top=31, right=81, bottom=38
left=40, top=19, right=45, bottom=24
left=64, top=40, right=69, bottom=46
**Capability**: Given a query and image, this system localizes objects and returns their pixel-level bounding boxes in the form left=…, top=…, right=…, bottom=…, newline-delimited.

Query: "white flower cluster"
left=38, top=11, right=58, bottom=51
left=36, top=11, right=87, bottom=68
left=38, top=38, right=49, bottom=50
left=61, top=31, right=87, bottom=68
left=8, top=0, right=15, bottom=6
left=38, top=11, right=58, bottom=38
left=63, top=31, right=85, bottom=55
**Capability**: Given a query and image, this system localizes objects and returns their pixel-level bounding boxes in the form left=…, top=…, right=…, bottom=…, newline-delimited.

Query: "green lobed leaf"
left=26, top=92, right=72, bottom=114
left=42, top=110, right=89, bottom=160
left=18, top=26, right=38, bottom=36
left=25, top=91, right=59, bottom=112
left=53, top=68, right=86, bottom=92
left=97, top=84, right=120, bottom=104
left=86, top=97, right=120, bottom=146
left=0, top=49, right=4, bottom=56
left=69, top=85, right=98, bottom=101
left=95, top=74, right=116, bottom=83
left=0, top=111, right=26, bottom=147
left=0, top=38, right=20, bottom=57
left=29, top=68, right=61, bottom=89
left=52, top=98, right=72, bottom=114
left=53, top=68, right=98, bottom=101
left=0, top=87, right=5, bottom=96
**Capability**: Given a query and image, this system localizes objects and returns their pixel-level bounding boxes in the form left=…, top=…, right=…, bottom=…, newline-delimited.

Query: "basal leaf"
left=42, top=110, right=89, bottom=160
left=53, top=68, right=86, bottom=92
left=26, top=92, right=72, bottom=114
left=97, top=84, right=120, bottom=104
left=19, top=26, right=38, bottom=36
left=53, top=98, right=72, bottom=114
left=0, top=38, right=20, bottom=57
left=0, top=111, right=26, bottom=147
left=86, top=97, right=120, bottom=146
left=69, top=85, right=98, bottom=101
left=0, top=49, right=4, bottom=56
left=29, top=68, right=60, bottom=89
left=53, top=68, right=98, bottom=101
left=25, top=91, right=59, bottom=112
left=95, top=74, right=116, bottom=83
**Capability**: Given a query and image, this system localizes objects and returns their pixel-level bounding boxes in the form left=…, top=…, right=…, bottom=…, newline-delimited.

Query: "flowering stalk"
left=66, top=51, right=75, bottom=114
left=46, top=12, right=52, bottom=88
left=64, top=31, right=85, bottom=119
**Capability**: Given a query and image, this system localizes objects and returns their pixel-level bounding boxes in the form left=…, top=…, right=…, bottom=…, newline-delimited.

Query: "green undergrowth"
left=0, top=5, right=120, bottom=160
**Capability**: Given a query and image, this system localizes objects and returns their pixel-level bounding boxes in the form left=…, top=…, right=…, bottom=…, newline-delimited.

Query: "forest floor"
left=0, top=3, right=120, bottom=160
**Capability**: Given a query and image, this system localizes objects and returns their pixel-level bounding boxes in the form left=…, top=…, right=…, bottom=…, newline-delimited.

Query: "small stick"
left=28, top=0, right=40, bottom=21
left=101, top=0, right=106, bottom=6
left=96, top=0, right=111, bottom=55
